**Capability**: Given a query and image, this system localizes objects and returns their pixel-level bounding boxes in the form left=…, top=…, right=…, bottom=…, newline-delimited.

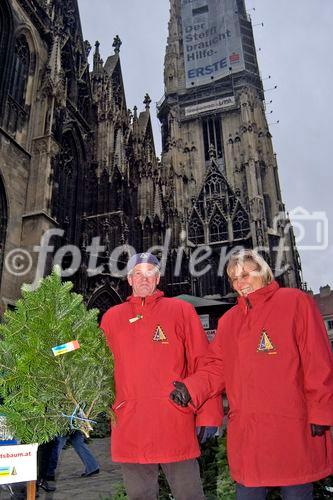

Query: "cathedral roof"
left=176, top=294, right=227, bottom=307
left=104, top=53, right=119, bottom=76
left=138, top=109, right=150, bottom=133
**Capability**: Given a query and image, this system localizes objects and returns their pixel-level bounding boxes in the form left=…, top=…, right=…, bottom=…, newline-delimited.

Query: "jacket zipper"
left=129, top=298, right=145, bottom=324
left=244, top=296, right=253, bottom=316
left=245, top=296, right=252, bottom=310
left=140, top=297, right=145, bottom=317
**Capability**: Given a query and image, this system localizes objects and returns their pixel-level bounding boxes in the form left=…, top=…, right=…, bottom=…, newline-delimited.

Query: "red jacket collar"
left=237, top=280, right=279, bottom=311
left=126, top=289, right=164, bottom=305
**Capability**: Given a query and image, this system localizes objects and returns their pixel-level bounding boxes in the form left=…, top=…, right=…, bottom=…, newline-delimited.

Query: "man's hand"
left=311, top=424, right=330, bottom=436
left=170, top=381, right=191, bottom=407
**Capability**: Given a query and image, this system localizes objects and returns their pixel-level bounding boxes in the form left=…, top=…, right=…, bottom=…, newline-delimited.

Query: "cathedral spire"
left=163, top=0, right=183, bottom=93
left=93, top=41, right=103, bottom=74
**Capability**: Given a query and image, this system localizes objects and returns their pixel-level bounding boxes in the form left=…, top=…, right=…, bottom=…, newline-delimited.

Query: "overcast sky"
left=78, top=0, right=332, bottom=293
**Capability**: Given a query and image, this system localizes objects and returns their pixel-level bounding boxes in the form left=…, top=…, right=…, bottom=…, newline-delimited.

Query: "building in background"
left=312, top=285, right=333, bottom=347
left=0, top=0, right=155, bottom=314
left=157, top=0, right=302, bottom=297
left=0, top=0, right=302, bottom=316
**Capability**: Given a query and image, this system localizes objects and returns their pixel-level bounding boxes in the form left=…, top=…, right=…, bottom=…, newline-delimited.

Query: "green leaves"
left=0, top=268, right=114, bottom=444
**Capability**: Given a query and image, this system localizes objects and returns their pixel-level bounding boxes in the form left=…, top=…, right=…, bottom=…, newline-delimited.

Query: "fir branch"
left=86, top=396, right=98, bottom=418
left=0, top=363, right=14, bottom=372
left=0, top=267, right=114, bottom=444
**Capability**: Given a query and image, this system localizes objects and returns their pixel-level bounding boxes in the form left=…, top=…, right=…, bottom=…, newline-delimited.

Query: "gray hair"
left=226, top=249, right=274, bottom=286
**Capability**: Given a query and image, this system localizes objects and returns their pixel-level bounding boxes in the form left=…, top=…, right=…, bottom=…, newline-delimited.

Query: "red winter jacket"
left=184, top=281, right=333, bottom=486
left=100, top=290, right=223, bottom=464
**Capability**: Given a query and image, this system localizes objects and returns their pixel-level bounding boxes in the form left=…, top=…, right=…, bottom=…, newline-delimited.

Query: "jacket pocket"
left=168, top=397, right=195, bottom=415
left=111, top=399, right=140, bottom=459
left=149, top=397, right=198, bottom=459
left=111, top=399, right=137, bottom=426
left=112, top=400, right=127, bottom=411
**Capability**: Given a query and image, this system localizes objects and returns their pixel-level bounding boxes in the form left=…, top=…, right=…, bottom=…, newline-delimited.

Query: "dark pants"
left=236, top=482, right=313, bottom=500
left=37, top=440, right=58, bottom=480
left=121, top=459, right=205, bottom=500
left=47, top=431, right=99, bottom=476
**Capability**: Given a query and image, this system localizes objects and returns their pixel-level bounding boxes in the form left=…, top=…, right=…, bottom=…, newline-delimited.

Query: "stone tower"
left=157, top=0, right=302, bottom=296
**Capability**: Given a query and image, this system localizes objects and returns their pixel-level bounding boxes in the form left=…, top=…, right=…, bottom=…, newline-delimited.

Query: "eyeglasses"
left=229, top=267, right=260, bottom=285
left=131, top=270, right=159, bottom=279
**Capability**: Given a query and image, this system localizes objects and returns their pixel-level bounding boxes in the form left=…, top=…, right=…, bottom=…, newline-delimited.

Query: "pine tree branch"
left=0, top=363, right=15, bottom=372
left=86, top=396, right=98, bottom=418
left=0, top=268, right=114, bottom=443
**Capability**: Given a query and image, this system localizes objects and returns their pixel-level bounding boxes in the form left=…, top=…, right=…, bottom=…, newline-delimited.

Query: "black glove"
left=311, top=423, right=330, bottom=436
left=170, top=381, right=191, bottom=407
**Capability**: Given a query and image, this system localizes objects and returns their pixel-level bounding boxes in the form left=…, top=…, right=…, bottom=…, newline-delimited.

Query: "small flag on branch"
left=52, top=340, right=80, bottom=357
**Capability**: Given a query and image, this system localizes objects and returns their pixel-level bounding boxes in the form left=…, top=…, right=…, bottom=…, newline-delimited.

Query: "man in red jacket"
left=171, top=249, right=333, bottom=500
left=100, top=252, right=222, bottom=500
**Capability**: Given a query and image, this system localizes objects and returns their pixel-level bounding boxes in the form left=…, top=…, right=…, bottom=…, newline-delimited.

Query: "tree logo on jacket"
left=257, top=330, right=277, bottom=354
left=152, top=325, right=168, bottom=344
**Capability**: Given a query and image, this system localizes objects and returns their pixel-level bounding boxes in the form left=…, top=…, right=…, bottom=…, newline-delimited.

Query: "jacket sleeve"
left=183, top=316, right=226, bottom=413
left=296, top=292, right=333, bottom=425
left=181, top=303, right=223, bottom=426
left=100, top=309, right=113, bottom=351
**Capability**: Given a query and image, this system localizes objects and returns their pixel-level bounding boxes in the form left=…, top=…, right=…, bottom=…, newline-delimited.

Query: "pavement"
left=0, top=437, right=123, bottom=500
left=40, top=437, right=123, bottom=500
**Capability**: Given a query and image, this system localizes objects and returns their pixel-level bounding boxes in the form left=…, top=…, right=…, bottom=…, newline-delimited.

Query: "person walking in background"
left=101, top=252, right=223, bottom=500
left=37, top=440, right=57, bottom=492
left=47, top=430, right=99, bottom=481
left=171, top=249, right=333, bottom=500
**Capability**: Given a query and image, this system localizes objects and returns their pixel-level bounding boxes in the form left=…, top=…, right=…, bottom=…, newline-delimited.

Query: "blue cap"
left=127, top=253, right=160, bottom=274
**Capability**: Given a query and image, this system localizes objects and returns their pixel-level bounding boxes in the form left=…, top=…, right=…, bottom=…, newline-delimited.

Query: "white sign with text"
left=185, top=95, right=235, bottom=116
left=181, top=0, right=245, bottom=88
left=0, top=444, right=38, bottom=484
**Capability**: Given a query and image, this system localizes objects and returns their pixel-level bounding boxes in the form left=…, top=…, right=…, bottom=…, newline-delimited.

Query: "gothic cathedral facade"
left=0, top=0, right=302, bottom=315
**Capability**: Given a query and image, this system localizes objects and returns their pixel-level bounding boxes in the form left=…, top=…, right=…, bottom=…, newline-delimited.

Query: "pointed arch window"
left=205, top=173, right=226, bottom=198
left=0, top=1, right=13, bottom=110
left=9, top=35, right=30, bottom=107
left=188, top=212, right=205, bottom=245
left=202, top=116, right=223, bottom=161
left=130, top=218, right=143, bottom=252
left=209, top=210, right=228, bottom=243
left=264, top=193, right=272, bottom=228
left=0, top=5, right=10, bottom=101
left=52, top=133, right=82, bottom=244
left=143, top=217, right=152, bottom=250
left=114, top=128, right=124, bottom=168
left=88, top=286, right=122, bottom=321
left=152, top=215, right=162, bottom=246
left=205, top=176, right=217, bottom=197
left=232, top=208, right=250, bottom=240
left=110, top=214, right=122, bottom=249
left=109, top=169, right=122, bottom=212
left=98, top=169, right=110, bottom=213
